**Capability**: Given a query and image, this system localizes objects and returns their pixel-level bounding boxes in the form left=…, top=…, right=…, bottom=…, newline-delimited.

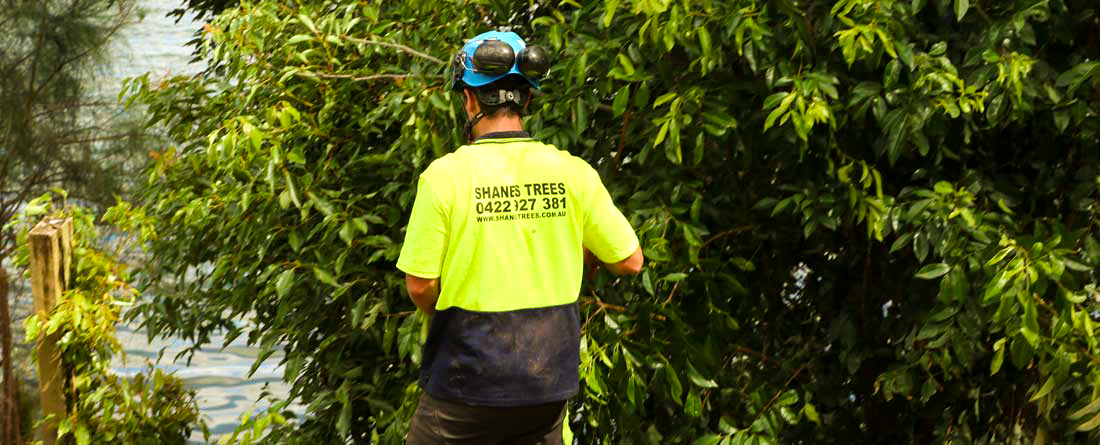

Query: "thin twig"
left=343, top=37, right=446, bottom=65
left=612, top=110, right=633, bottom=172
left=661, top=280, right=681, bottom=306
left=579, top=297, right=668, bottom=321
left=308, top=73, right=442, bottom=82
left=48, top=132, right=136, bottom=146
left=700, top=225, right=754, bottom=251
left=747, top=362, right=809, bottom=427
left=731, top=345, right=782, bottom=368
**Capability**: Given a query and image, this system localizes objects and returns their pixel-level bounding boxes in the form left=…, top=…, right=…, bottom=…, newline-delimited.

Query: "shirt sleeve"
left=579, top=162, right=640, bottom=264
left=397, top=172, right=448, bottom=279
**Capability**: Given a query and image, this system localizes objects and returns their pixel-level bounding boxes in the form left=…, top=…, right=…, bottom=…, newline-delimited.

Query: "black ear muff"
left=472, top=39, right=515, bottom=75
left=517, top=45, right=550, bottom=80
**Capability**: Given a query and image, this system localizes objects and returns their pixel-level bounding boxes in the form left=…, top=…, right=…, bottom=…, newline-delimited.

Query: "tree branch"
left=307, top=72, right=442, bottom=82
left=747, top=362, right=809, bottom=427
left=47, top=132, right=136, bottom=146
left=343, top=37, right=446, bottom=65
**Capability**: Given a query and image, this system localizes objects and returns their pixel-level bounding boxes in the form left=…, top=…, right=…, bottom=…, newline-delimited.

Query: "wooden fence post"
left=29, top=218, right=72, bottom=445
left=0, top=267, right=21, bottom=445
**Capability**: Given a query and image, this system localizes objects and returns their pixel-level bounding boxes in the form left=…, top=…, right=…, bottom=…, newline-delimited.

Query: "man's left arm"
left=405, top=274, right=439, bottom=316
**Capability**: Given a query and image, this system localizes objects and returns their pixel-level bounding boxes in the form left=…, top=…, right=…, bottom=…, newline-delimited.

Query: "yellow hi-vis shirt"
left=396, top=134, right=639, bottom=406
left=397, top=136, right=639, bottom=313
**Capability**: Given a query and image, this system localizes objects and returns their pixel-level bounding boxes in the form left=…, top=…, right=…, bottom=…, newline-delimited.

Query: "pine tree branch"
left=47, top=132, right=135, bottom=146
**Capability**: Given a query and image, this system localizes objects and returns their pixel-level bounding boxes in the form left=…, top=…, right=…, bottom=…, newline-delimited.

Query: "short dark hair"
left=472, top=75, right=531, bottom=117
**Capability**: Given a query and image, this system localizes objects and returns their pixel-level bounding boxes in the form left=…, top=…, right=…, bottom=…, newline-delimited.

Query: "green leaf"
left=284, top=170, right=301, bottom=208
left=804, top=402, right=821, bottom=424
left=986, top=246, right=1013, bottom=267
left=602, top=0, right=621, bottom=27
left=884, top=111, right=908, bottom=163
left=884, top=59, right=901, bottom=90
left=584, top=364, right=605, bottom=396
left=663, top=272, right=688, bottom=282
left=691, top=434, right=721, bottom=445
left=1078, top=412, right=1100, bottom=431
left=665, top=119, right=682, bottom=164
left=983, top=269, right=1010, bottom=303
left=698, top=26, right=712, bottom=61
left=337, top=400, right=351, bottom=436
left=642, top=269, right=655, bottom=295
left=990, top=337, right=1006, bottom=375
left=23, top=315, right=40, bottom=342
left=665, top=366, right=683, bottom=404
left=776, top=389, right=799, bottom=406
left=1063, top=258, right=1090, bottom=272
left=915, top=263, right=950, bottom=279
left=288, top=230, right=302, bottom=252
left=685, top=390, right=703, bottom=417
left=686, top=361, right=718, bottom=388
left=617, top=53, right=635, bottom=76
left=75, top=424, right=89, bottom=445
left=275, top=269, right=295, bottom=298
left=954, top=0, right=969, bottom=21
left=732, top=257, right=755, bottom=271
left=653, top=92, right=678, bottom=108
left=313, top=267, right=338, bottom=287
left=1069, top=397, right=1100, bottom=420
left=298, top=13, right=318, bottom=33
left=612, top=85, right=630, bottom=117
left=1010, top=335, right=1033, bottom=369
left=287, top=146, right=305, bottom=165
left=1029, top=375, right=1056, bottom=402
left=307, top=191, right=335, bottom=217
left=287, top=34, right=314, bottom=44
left=654, top=120, right=670, bottom=146
left=250, top=126, right=265, bottom=150
left=339, top=220, right=355, bottom=246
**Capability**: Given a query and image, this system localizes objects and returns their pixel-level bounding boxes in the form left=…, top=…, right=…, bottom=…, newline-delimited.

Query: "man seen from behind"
left=396, top=30, right=644, bottom=445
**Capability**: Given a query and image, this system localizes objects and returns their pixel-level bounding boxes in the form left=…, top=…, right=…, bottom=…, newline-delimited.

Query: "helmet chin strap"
left=463, top=88, right=522, bottom=141
left=465, top=111, right=486, bottom=142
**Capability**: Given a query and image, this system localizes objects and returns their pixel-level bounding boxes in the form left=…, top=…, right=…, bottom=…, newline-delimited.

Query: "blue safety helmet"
left=450, top=31, right=550, bottom=92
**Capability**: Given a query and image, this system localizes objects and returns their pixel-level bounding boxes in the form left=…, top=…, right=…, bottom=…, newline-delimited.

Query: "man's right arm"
left=578, top=160, right=644, bottom=277
left=602, top=246, right=644, bottom=276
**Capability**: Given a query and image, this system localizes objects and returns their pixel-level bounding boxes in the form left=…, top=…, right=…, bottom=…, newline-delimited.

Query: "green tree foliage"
left=0, top=0, right=150, bottom=257
left=129, top=0, right=1100, bottom=443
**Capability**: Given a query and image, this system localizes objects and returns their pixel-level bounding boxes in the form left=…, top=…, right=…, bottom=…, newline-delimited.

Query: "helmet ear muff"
left=517, top=45, right=550, bottom=80
left=472, top=39, right=515, bottom=75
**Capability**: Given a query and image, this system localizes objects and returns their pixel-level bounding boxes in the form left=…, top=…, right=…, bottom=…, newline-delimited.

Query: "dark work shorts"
left=406, top=392, right=566, bottom=445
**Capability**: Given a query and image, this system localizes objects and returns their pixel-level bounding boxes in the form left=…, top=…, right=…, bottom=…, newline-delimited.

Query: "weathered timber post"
left=0, top=267, right=21, bottom=445
left=29, top=218, right=72, bottom=445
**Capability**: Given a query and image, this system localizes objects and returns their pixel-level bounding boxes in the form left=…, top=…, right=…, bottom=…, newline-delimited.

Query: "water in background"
left=105, top=1, right=296, bottom=441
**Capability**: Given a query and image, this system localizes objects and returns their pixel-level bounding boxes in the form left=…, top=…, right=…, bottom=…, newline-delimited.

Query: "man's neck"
left=472, top=115, right=524, bottom=139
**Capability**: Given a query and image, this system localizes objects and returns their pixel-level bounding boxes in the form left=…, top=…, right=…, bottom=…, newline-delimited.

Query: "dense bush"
left=11, top=195, right=204, bottom=445
left=129, top=0, right=1100, bottom=443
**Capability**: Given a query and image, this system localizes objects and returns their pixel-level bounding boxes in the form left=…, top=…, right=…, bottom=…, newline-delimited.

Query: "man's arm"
left=405, top=274, right=440, bottom=316
left=601, top=246, right=644, bottom=276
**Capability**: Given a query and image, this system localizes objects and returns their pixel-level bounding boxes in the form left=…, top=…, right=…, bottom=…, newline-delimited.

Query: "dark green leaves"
left=915, top=263, right=950, bottom=279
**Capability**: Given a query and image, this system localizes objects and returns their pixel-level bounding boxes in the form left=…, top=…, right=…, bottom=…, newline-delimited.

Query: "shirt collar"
left=473, top=130, right=530, bottom=142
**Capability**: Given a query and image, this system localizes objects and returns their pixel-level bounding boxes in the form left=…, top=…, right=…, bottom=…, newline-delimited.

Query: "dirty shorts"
left=406, top=392, right=566, bottom=445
